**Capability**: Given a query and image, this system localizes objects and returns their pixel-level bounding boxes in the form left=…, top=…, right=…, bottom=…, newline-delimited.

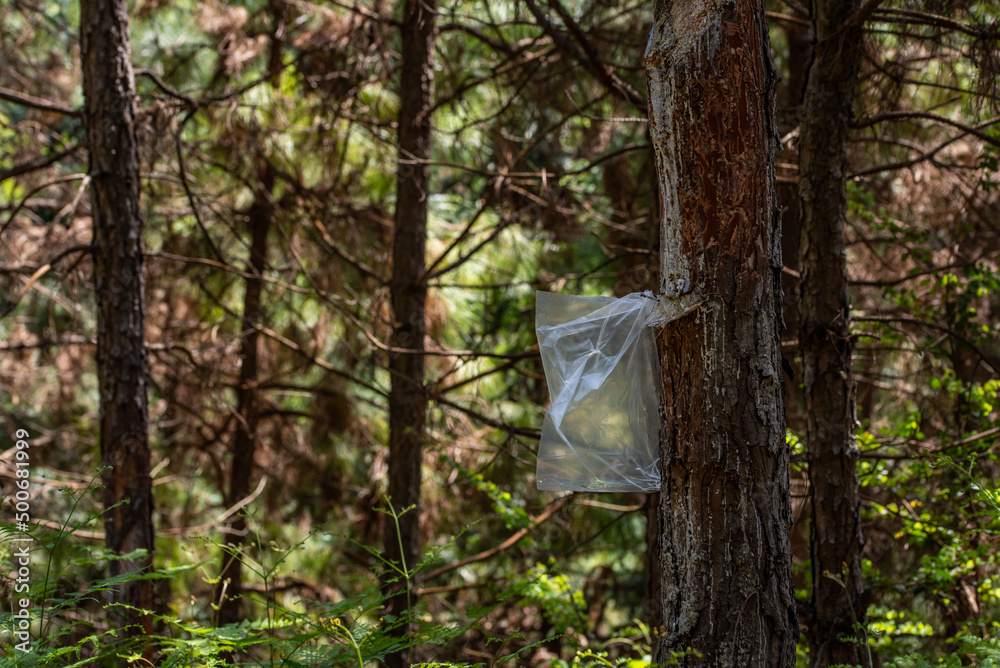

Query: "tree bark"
left=797, top=1, right=867, bottom=665
left=382, top=0, right=435, bottom=665
left=80, top=0, right=155, bottom=636
left=645, top=1, right=798, bottom=665
left=216, top=163, right=274, bottom=627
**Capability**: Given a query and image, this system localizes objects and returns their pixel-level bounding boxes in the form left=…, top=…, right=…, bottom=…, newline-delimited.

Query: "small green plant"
left=0, top=468, right=155, bottom=664
left=0, top=480, right=647, bottom=667
left=551, top=621, right=700, bottom=667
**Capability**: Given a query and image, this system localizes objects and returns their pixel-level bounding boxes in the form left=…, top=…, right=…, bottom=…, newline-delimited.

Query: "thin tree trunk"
left=80, top=0, right=155, bottom=637
left=645, top=0, right=798, bottom=664
left=216, top=164, right=274, bottom=627
left=775, top=8, right=812, bottom=623
left=382, top=0, right=435, bottom=665
left=797, top=1, right=867, bottom=665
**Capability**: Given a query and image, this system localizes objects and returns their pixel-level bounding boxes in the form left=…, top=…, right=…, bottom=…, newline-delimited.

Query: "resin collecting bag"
left=535, top=291, right=671, bottom=493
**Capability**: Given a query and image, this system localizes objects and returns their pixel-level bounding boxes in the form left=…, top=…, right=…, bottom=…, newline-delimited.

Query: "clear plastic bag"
left=534, top=291, right=665, bottom=492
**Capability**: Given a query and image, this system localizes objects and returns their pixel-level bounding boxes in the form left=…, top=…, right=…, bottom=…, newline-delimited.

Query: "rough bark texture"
left=645, top=1, right=798, bottom=664
left=80, top=0, right=155, bottom=635
left=797, top=1, right=867, bottom=665
left=216, top=165, right=274, bottom=627
left=382, top=1, right=435, bottom=665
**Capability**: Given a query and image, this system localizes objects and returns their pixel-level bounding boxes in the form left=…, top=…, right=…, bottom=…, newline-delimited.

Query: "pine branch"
left=0, top=85, right=80, bottom=117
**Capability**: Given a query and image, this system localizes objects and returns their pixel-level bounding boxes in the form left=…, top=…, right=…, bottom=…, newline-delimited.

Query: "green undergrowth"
left=0, top=476, right=656, bottom=667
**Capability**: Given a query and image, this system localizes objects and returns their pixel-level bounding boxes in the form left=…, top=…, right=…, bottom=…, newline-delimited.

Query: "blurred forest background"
left=1, top=0, right=999, bottom=665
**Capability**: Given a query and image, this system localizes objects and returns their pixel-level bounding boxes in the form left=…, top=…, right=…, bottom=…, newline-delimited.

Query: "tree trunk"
left=774, top=7, right=812, bottom=621
left=382, top=0, right=435, bottom=665
left=80, top=0, right=155, bottom=637
left=797, top=1, right=867, bottom=665
left=645, top=1, right=798, bottom=665
left=216, top=163, right=274, bottom=627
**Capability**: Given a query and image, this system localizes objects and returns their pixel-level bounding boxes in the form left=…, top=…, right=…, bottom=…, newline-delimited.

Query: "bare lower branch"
left=523, top=0, right=646, bottom=112
left=0, top=85, right=80, bottom=117
left=422, top=494, right=573, bottom=581
left=434, top=395, right=542, bottom=439
left=0, top=144, right=81, bottom=183
left=135, top=69, right=198, bottom=107
left=855, top=313, right=1000, bottom=375
left=852, top=111, right=1000, bottom=149
left=848, top=0, right=886, bottom=28
left=860, top=426, right=1000, bottom=460
left=0, top=335, right=95, bottom=350
left=850, top=116, right=1000, bottom=177
left=850, top=259, right=978, bottom=287
left=873, top=7, right=1000, bottom=38
left=174, top=109, right=226, bottom=263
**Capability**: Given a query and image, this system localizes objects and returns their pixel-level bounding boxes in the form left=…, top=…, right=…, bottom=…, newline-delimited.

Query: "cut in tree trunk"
left=382, top=0, right=435, bottom=666
left=80, top=0, right=155, bottom=637
left=216, top=163, right=275, bottom=627
left=797, top=1, right=867, bottom=665
left=645, top=0, right=798, bottom=664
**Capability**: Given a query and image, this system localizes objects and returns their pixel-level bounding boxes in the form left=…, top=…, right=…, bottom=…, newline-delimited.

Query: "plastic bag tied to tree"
left=535, top=290, right=697, bottom=493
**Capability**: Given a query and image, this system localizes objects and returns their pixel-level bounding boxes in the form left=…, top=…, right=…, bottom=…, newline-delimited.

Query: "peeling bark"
left=797, top=1, right=867, bottom=665
left=81, top=0, right=155, bottom=637
left=645, top=1, right=798, bottom=664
